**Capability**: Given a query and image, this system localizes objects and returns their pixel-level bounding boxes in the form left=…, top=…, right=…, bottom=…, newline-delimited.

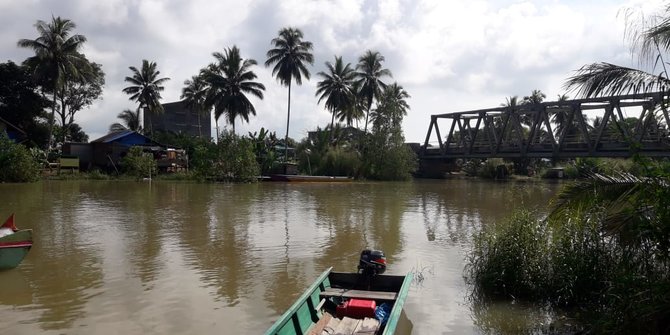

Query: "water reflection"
left=0, top=179, right=560, bottom=334
left=470, top=300, right=568, bottom=335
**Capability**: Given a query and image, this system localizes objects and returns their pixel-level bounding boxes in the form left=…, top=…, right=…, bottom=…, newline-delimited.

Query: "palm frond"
left=564, top=62, right=670, bottom=97
left=549, top=172, right=667, bottom=241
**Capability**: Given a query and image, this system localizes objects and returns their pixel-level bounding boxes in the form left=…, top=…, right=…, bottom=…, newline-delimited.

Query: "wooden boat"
left=269, top=174, right=354, bottom=182
left=264, top=267, right=413, bottom=335
left=0, top=214, right=32, bottom=270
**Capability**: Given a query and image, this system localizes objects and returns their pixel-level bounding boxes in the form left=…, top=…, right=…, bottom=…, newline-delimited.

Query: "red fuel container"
left=337, top=299, right=376, bottom=319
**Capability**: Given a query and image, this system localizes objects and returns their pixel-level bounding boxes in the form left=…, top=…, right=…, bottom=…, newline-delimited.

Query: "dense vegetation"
left=0, top=135, right=40, bottom=182
left=467, top=158, right=670, bottom=334
left=0, top=15, right=419, bottom=181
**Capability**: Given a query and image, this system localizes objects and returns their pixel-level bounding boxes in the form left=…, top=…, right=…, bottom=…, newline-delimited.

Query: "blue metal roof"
left=91, top=130, right=162, bottom=146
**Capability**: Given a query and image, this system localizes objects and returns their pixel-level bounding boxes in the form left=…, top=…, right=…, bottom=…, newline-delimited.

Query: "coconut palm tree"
left=122, top=60, right=170, bottom=134
left=550, top=171, right=670, bottom=256
left=181, top=75, right=208, bottom=137
left=265, top=27, right=314, bottom=161
left=316, top=56, right=357, bottom=140
left=370, top=83, right=410, bottom=129
left=355, top=50, right=392, bottom=134
left=522, top=89, right=546, bottom=104
left=340, top=97, right=366, bottom=128
left=564, top=6, right=670, bottom=97
left=551, top=94, right=575, bottom=139
left=202, top=46, right=265, bottom=135
left=109, top=109, right=142, bottom=133
left=18, top=16, right=89, bottom=149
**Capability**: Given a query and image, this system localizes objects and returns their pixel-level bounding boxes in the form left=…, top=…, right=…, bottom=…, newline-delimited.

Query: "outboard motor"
left=357, top=249, right=386, bottom=277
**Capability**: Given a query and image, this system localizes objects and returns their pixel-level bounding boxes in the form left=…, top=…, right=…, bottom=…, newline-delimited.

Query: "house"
left=144, top=100, right=211, bottom=139
left=63, top=130, right=187, bottom=172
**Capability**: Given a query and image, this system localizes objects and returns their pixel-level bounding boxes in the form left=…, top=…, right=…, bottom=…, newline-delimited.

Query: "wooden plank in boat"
left=307, top=311, right=332, bottom=335
left=332, top=317, right=360, bottom=335
left=353, top=318, right=379, bottom=334
left=320, top=288, right=397, bottom=301
left=322, top=317, right=340, bottom=335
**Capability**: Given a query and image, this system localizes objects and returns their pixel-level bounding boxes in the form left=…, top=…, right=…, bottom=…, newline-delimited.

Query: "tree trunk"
left=284, top=80, right=292, bottom=163
left=60, top=93, right=68, bottom=144
left=47, top=90, right=57, bottom=150
left=329, top=110, right=336, bottom=144
left=363, top=99, right=373, bottom=134
left=197, top=111, right=202, bottom=138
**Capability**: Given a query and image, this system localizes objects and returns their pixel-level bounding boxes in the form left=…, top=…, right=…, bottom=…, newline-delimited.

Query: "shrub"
left=468, top=173, right=670, bottom=334
left=319, top=147, right=360, bottom=176
left=122, top=146, right=157, bottom=179
left=190, top=131, right=259, bottom=182
left=466, top=210, right=550, bottom=300
left=477, top=158, right=508, bottom=179
left=0, top=134, right=40, bottom=182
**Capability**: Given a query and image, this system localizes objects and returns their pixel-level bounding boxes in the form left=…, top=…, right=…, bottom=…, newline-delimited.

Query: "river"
left=0, top=179, right=560, bottom=334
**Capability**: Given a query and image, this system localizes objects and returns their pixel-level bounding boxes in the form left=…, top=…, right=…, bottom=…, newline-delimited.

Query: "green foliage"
left=0, top=61, right=50, bottom=148
left=248, top=127, right=279, bottom=175
left=467, top=210, right=550, bottom=300
left=0, top=135, right=40, bottom=182
left=56, top=57, right=104, bottom=144
left=468, top=162, right=670, bottom=334
left=296, top=126, right=360, bottom=176
left=152, top=131, right=211, bottom=161
left=190, top=131, right=259, bottom=182
left=461, top=159, right=481, bottom=177
left=317, top=146, right=360, bottom=176
left=478, top=158, right=508, bottom=179
left=361, top=84, right=416, bottom=180
left=121, top=146, right=157, bottom=179
left=201, top=45, right=265, bottom=133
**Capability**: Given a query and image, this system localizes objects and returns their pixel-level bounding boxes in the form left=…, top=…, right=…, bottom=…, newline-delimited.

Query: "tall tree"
left=109, top=109, right=142, bottom=133
left=355, top=50, right=392, bottom=134
left=181, top=75, right=208, bottom=137
left=57, top=57, right=104, bottom=143
left=564, top=5, right=670, bottom=97
left=0, top=61, right=50, bottom=147
left=370, top=83, right=410, bottom=130
left=551, top=93, right=574, bottom=138
left=202, top=46, right=265, bottom=135
left=315, top=56, right=357, bottom=139
left=265, top=27, right=314, bottom=161
left=522, top=89, right=546, bottom=104
left=365, top=82, right=415, bottom=180
left=17, top=16, right=89, bottom=149
left=122, top=60, right=170, bottom=134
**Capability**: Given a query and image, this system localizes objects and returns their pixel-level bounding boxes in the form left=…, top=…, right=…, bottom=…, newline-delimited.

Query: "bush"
left=0, top=134, right=40, bottom=182
left=467, top=204, right=670, bottom=334
left=122, top=146, right=157, bottom=179
left=319, top=147, right=360, bottom=176
left=477, top=158, right=508, bottom=179
left=190, top=131, right=259, bottom=182
left=467, top=210, right=550, bottom=300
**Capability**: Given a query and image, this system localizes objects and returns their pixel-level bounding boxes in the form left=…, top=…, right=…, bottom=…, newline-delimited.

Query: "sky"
left=0, top=0, right=665, bottom=144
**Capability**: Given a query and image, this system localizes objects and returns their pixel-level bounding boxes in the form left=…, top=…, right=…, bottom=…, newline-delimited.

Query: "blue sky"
left=0, top=0, right=663, bottom=143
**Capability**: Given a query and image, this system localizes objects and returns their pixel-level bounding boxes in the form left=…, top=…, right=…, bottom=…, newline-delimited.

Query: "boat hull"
left=264, top=268, right=413, bottom=335
left=0, top=229, right=32, bottom=270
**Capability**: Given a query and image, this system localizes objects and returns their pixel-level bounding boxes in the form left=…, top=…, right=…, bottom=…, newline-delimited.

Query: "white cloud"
left=0, top=0, right=650, bottom=143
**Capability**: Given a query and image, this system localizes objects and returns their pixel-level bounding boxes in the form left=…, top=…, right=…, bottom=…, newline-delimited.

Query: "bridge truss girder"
left=421, top=92, right=670, bottom=159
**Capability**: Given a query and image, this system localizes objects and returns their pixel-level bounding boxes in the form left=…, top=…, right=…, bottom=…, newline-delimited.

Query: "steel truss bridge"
left=420, top=92, right=670, bottom=160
